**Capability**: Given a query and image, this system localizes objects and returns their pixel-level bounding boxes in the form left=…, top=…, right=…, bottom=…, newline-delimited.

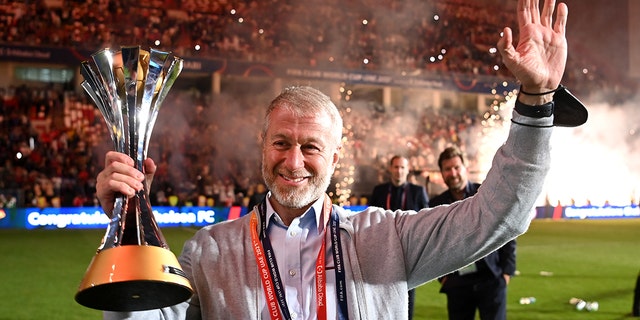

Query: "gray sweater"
left=105, top=111, right=553, bottom=319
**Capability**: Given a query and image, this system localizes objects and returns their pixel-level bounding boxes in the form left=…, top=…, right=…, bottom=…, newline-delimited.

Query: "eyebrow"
left=270, top=132, right=326, bottom=145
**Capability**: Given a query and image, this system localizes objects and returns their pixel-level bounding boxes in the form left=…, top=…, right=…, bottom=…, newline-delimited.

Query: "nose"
left=283, top=146, right=305, bottom=170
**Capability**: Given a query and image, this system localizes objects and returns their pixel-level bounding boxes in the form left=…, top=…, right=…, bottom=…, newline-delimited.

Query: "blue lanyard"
left=329, top=209, right=348, bottom=320
left=256, top=197, right=349, bottom=320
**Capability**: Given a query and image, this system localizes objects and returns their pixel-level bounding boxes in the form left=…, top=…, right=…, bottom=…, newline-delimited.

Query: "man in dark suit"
left=369, top=155, right=429, bottom=320
left=430, top=146, right=516, bottom=320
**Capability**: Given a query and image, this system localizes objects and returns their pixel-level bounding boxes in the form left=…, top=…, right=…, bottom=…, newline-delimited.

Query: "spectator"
left=368, top=154, right=429, bottom=319
left=430, top=146, right=516, bottom=320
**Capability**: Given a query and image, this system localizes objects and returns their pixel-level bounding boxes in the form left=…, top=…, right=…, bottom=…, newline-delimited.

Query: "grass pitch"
left=415, top=218, right=640, bottom=320
left=1, top=219, right=638, bottom=319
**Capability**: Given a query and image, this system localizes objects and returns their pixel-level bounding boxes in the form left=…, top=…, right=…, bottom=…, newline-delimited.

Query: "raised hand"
left=498, top=0, right=568, bottom=94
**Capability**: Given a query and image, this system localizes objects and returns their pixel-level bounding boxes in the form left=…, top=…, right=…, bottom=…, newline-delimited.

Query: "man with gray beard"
left=96, top=0, right=587, bottom=318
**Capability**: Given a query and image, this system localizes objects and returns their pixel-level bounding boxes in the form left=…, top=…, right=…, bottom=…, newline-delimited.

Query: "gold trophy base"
left=75, top=245, right=193, bottom=311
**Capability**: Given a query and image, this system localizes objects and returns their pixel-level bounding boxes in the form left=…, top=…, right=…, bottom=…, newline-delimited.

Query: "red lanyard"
left=250, top=214, right=283, bottom=319
left=315, top=225, right=328, bottom=319
left=250, top=196, right=335, bottom=320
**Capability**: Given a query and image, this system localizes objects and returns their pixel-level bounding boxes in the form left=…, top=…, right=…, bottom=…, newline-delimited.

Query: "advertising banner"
left=1, top=204, right=639, bottom=230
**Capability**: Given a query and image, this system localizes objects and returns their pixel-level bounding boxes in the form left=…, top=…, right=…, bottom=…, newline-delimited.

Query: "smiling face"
left=260, top=87, right=342, bottom=221
left=440, top=156, right=468, bottom=192
left=262, top=107, right=339, bottom=216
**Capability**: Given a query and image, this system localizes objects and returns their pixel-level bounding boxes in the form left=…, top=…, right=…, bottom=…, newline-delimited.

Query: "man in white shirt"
left=96, top=0, right=586, bottom=318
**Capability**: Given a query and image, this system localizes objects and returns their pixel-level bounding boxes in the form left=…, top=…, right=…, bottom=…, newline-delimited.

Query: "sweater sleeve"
left=402, top=110, right=553, bottom=286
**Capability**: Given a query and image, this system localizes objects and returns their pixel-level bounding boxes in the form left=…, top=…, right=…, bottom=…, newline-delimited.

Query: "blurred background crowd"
left=0, top=0, right=636, bottom=209
left=0, top=82, right=482, bottom=209
left=1, top=0, right=627, bottom=91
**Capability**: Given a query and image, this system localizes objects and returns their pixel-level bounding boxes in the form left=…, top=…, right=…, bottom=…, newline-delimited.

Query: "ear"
left=331, top=145, right=341, bottom=168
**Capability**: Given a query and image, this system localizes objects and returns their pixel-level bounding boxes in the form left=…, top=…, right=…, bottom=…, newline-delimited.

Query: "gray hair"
left=262, top=86, right=343, bottom=147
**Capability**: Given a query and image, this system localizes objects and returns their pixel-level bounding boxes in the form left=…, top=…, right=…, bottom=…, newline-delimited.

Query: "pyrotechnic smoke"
left=148, top=0, right=637, bottom=208
left=544, top=98, right=640, bottom=207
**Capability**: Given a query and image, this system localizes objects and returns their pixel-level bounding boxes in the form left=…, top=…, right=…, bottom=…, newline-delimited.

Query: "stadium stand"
left=0, top=0, right=635, bottom=208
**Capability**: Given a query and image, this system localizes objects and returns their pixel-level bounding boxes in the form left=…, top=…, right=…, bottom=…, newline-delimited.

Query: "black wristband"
left=519, top=85, right=561, bottom=96
left=514, top=84, right=588, bottom=127
left=510, top=119, right=553, bottom=128
left=514, top=99, right=554, bottom=118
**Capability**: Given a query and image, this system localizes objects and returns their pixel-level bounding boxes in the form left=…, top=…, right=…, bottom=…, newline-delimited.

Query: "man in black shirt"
left=430, top=146, right=516, bottom=320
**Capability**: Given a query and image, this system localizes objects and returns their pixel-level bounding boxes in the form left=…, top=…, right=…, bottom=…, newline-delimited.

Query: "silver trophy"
left=75, top=46, right=193, bottom=311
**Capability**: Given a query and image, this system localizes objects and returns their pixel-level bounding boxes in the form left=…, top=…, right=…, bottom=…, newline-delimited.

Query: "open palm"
left=498, top=0, right=568, bottom=93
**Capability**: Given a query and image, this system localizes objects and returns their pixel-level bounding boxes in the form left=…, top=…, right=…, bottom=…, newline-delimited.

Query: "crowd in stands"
left=0, top=0, right=515, bottom=74
left=0, top=81, right=487, bottom=209
left=0, top=84, right=101, bottom=208
left=0, top=0, right=637, bottom=208
left=1, top=0, right=633, bottom=97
